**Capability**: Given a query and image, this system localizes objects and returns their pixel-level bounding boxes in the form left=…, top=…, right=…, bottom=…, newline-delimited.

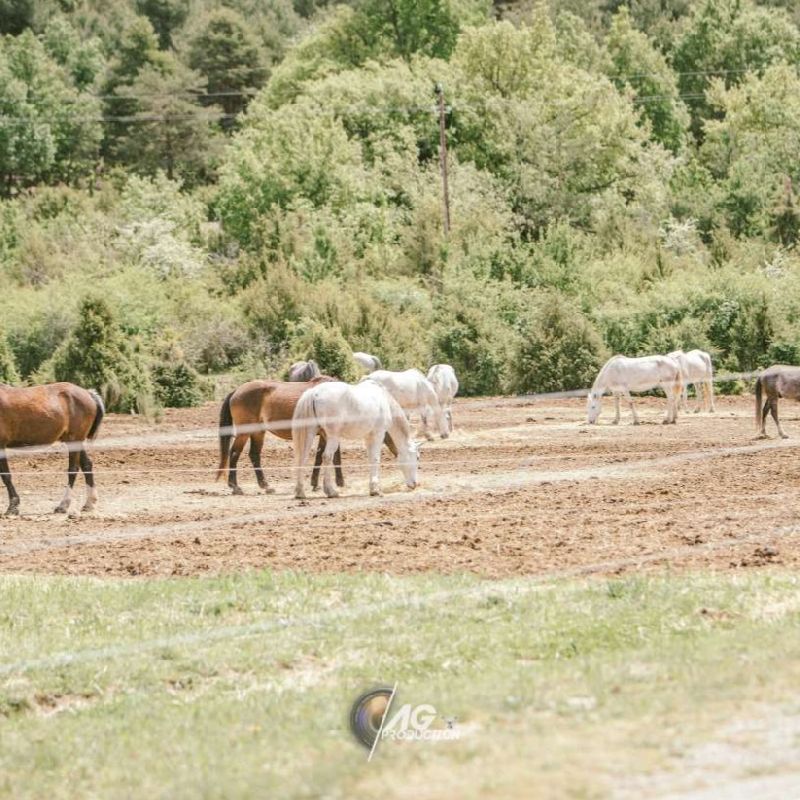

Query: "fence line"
left=0, top=370, right=761, bottom=459
left=1, top=435, right=796, bottom=560
left=0, top=517, right=796, bottom=678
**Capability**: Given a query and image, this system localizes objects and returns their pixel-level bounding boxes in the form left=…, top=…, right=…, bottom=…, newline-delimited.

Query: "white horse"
left=353, top=352, right=382, bottom=372
left=288, top=360, right=321, bottom=382
left=587, top=355, right=682, bottom=425
left=292, top=381, right=420, bottom=498
left=364, top=369, right=449, bottom=440
left=668, top=349, right=715, bottom=412
left=427, top=364, right=459, bottom=432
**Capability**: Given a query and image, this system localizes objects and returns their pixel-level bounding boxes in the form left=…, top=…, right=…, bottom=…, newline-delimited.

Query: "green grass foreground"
left=1, top=570, right=799, bottom=799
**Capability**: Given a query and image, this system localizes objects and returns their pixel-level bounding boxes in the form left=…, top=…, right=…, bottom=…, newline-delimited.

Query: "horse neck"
left=387, top=408, right=412, bottom=449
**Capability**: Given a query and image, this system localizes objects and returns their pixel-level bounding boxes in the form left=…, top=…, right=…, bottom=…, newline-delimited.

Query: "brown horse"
left=755, top=364, right=800, bottom=439
left=0, top=382, right=105, bottom=516
left=217, top=377, right=344, bottom=495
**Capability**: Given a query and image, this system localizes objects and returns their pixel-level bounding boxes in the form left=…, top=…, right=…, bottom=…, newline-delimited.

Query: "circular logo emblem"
left=349, top=687, right=393, bottom=749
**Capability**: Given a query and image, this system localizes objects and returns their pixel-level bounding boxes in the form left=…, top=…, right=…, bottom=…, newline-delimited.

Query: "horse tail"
left=292, top=389, right=318, bottom=469
left=87, top=390, right=105, bottom=440
left=217, top=391, right=235, bottom=480
left=755, top=374, right=763, bottom=431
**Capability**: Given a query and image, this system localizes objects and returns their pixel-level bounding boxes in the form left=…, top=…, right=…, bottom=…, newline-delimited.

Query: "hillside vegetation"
left=2, top=0, right=800, bottom=409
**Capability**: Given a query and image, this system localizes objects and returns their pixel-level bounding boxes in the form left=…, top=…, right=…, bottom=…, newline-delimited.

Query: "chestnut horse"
left=0, top=382, right=105, bottom=516
left=217, top=377, right=345, bottom=495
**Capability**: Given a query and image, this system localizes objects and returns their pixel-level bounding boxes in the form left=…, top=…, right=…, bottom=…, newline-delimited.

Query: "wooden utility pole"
left=435, top=83, right=451, bottom=237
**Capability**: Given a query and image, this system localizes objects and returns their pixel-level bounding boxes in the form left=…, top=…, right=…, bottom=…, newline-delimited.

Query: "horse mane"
left=592, top=355, right=623, bottom=392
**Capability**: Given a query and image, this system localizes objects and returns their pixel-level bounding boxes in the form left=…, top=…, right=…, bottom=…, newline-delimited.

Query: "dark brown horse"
left=755, top=364, right=800, bottom=439
left=217, top=377, right=344, bottom=495
left=0, top=382, right=105, bottom=516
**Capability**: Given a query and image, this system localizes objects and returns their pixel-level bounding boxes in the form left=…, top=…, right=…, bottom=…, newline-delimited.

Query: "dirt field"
left=1, top=394, right=799, bottom=578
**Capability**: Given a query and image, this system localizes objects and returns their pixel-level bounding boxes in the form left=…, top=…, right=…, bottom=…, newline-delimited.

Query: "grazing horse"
left=668, top=349, right=716, bottom=412
left=754, top=364, right=800, bottom=439
left=217, top=377, right=343, bottom=495
left=427, top=364, right=459, bottom=433
left=363, top=369, right=449, bottom=441
left=587, top=355, right=682, bottom=425
left=0, top=382, right=104, bottom=515
left=353, top=352, right=382, bottom=372
left=288, top=360, right=321, bottom=382
left=292, top=380, right=420, bottom=499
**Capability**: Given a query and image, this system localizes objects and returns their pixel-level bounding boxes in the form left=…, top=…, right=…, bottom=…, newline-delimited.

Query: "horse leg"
left=0, top=453, right=19, bottom=516
left=621, top=389, right=639, bottom=425
left=770, top=398, right=789, bottom=439
left=334, top=446, right=344, bottom=488
left=55, top=449, right=80, bottom=514
left=79, top=447, right=98, bottom=512
left=228, top=434, right=248, bottom=495
left=758, top=397, right=772, bottom=438
left=311, top=437, right=324, bottom=491
left=707, top=378, right=716, bottom=413
left=612, top=393, right=620, bottom=425
left=420, top=406, right=435, bottom=442
left=294, top=428, right=318, bottom=500
left=248, top=433, right=273, bottom=494
left=321, top=438, right=339, bottom=498
left=367, top=434, right=382, bottom=496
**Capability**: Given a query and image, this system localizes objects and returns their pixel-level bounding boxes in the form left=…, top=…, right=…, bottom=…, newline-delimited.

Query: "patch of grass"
left=0, top=571, right=799, bottom=798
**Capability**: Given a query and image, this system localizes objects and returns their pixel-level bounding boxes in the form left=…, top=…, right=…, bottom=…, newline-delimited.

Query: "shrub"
left=52, top=296, right=154, bottom=413
left=0, top=329, right=18, bottom=384
left=513, top=295, right=608, bottom=393
left=287, top=319, right=358, bottom=381
left=152, top=345, right=208, bottom=408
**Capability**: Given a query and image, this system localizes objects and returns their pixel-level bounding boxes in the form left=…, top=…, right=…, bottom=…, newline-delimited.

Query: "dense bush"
left=152, top=345, right=209, bottom=407
left=0, top=329, right=18, bottom=384
left=288, top=318, right=358, bottom=381
left=52, top=297, right=154, bottom=413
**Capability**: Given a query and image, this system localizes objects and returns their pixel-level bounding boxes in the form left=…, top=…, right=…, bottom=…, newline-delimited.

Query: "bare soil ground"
left=1, top=394, right=799, bottom=578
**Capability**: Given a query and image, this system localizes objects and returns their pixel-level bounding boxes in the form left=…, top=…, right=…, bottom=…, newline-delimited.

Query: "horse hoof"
left=324, top=490, right=339, bottom=498
left=81, top=503, right=96, bottom=513
left=295, top=492, right=306, bottom=500
left=231, top=487, right=244, bottom=496
left=781, top=434, right=790, bottom=440
left=263, top=486, right=276, bottom=495
left=369, top=489, right=382, bottom=497
left=5, top=506, right=19, bottom=517
left=54, top=505, right=68, bottom=514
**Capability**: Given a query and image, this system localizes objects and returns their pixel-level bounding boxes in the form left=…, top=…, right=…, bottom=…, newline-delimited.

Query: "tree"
left=187, top=8, right=268, bottom=118
left=135, top=0, right=190, bottom=49
left=52, top=297, right=153, bottom=413
left=0, top=328, right=18, bottom=384
left=607, top=8, right=689, bottom=153
left=0, top=31, right=103, bottom=191
left=113, top=57, right=223, bottom=183
left=671, top=0, right=800, bottom=139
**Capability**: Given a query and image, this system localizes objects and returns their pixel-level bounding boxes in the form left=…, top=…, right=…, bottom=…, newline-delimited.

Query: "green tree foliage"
left=152, top=343, right=207, bottom=407
left=135, top=0, right=190, bottom=48
left=671, top=0, right=800, bottom=138
left=701, top=65, right=800, bottom=239
left=187, top=8, right=269, bottom=117
left=113, top=57, right=223, bottom=183
left=0, top=328, right=18, bottom=384
left=52, top=297, right=154, bottom=413
left=289, top=318, right=358, bottom=381
left=606, top=8, right=689, bottom=153
left=0, top=31, right=103, bottom=191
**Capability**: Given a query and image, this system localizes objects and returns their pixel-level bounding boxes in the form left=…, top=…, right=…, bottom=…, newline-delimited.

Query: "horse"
left=426, top=364, right=459, bottom=433
left=217, top=377, right=345, bottom=495
left=288, top=360, right=321, bottom=382
left=353, top=352, right=382, bottom=372
left=754, top=364, right=800, bottom=439
left=668, top=349, right=715, bottom=412
left=292, top=380, right=420, bottom=499
left=362, top=369, right=449, bottom=441
left=0, top=382, right=104, bottom=516
left=587, top=355, right=682, bottom=425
